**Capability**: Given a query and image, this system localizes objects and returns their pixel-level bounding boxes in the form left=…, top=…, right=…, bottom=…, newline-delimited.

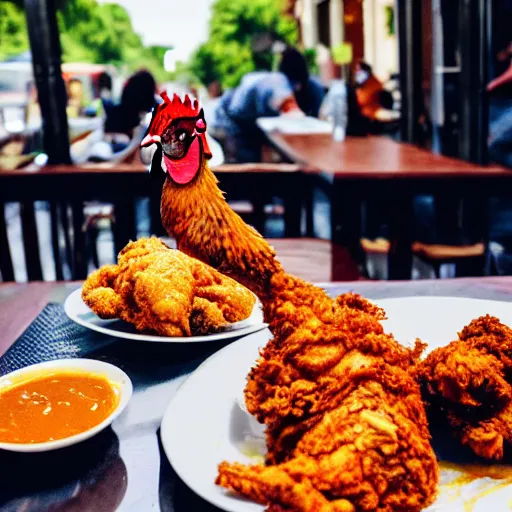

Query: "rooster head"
left=141, top=92, right=212, bottom=185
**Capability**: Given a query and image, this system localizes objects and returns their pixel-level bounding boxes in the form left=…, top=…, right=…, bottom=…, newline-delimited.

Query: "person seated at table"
left=353, top=60, right=397, bottom=127
left=104, top=70, right=157, bottom=144
left=212, top=47, right=325, bottom=162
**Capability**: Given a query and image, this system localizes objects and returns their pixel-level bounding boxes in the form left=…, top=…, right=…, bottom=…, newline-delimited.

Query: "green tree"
left=58, top=0, right=122, bottom=63
left=0, top=2, right=29, bottom=61
left=0, top=0, right=170, bottom=82
left=188, top=0, right=298, bottom=89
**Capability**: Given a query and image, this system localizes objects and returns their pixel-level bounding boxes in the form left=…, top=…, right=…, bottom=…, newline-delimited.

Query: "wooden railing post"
left=24, top=0, right=71, bottom=165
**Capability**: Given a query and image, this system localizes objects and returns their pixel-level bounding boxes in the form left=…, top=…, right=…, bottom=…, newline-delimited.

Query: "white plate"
left=378, top=296, right=512, bottom=356
left=161, top=296, right=512, bottom=512
left=0, top=358, right=132, bottom=452
left=64, top=288, right=267, bottom=343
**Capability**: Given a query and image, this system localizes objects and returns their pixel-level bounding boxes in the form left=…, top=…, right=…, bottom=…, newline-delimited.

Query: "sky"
left=98, top=0, right=214, bottom=61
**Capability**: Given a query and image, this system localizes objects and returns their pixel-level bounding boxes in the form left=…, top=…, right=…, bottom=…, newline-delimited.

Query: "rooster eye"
left=178, top=132, right=186, bottom=142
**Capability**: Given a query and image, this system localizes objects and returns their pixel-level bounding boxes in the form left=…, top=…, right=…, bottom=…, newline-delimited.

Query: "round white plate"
left=64, top=288, right=267, bottom=343
left=161, top=296, right=512, bottom=512
left=0, top=358, right=132, bottom=452
left=378, top=296, right=512, bottom=356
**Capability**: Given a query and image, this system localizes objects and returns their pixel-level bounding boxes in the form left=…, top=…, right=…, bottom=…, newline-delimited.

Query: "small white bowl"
left=0, top=358, right=132, bottom=453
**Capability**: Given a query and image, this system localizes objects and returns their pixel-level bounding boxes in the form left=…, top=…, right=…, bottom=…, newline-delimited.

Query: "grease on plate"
left=426, top=461, right=512, bottom=511
left=0, top=371, right=120, bottom=444
left=238, top=437, right=266, bottom=464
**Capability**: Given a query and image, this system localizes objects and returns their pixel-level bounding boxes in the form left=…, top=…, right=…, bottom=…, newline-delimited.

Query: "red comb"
left=148, top=92, right=200, bottom=136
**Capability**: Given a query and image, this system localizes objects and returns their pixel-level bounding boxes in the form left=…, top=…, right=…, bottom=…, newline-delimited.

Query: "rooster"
left=141, top=91, right=281, bottom=299
left=142, top=93, right=438, bottom=512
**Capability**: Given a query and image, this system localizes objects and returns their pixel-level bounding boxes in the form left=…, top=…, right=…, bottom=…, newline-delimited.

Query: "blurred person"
left=66, top=77, right=86, bottom=118
left=212, top=47, right=325, bottom=162
left=25, top=81, right=41, bottom=128
left=277, top=47, right=325, bottom=117
left=85, top=71, right=115, bottom=118
left=98, top=71, right=114, bottom=103
left=353, top=61, right=395, bottom=123
left=104, top=70, right=157, bottom=139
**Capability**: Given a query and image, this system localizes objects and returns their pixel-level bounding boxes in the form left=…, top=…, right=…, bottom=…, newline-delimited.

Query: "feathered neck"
left=159, top=160, right=337, bottom=329
left=160, top=160, right=282, bottom=296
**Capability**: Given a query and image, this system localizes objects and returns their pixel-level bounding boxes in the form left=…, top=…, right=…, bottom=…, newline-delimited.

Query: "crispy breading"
left=418, top=314, right=512, bottom=460
left=82, top=237, right=255, bottom=337
left=216, top=279, right=438, bottom=512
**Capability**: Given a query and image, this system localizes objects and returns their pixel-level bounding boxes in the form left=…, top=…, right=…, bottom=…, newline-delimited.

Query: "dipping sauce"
left=0, top=371, right=120, bottom=444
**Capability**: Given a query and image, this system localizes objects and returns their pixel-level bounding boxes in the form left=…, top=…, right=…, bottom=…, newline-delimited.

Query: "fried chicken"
left=82, top=237, right=255, bottom=337
left=417, top=315, right=512, bottom=460
left=216, top=277, right=438, bottom=512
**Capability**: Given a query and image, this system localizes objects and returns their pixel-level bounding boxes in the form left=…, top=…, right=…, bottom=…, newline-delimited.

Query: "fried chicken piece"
left=418, top=314, right=512, bottom=459
left=217, top=281, right=438, bottom=512
left=82, top=237, right=255, bottom=337
left=81, top=263, right=123, bottom=319
left=217, top=460, right=356, bottom=512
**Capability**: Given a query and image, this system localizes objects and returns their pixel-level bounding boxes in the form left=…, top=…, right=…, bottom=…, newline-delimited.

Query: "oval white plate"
left=0, top=358, right=132, bottom=452
left=161, top=296, right=512, bottom=512
left=64, top=288, right=267, bottom=343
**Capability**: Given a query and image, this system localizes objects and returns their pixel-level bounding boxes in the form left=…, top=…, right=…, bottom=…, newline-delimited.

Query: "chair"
left=360, top=238, right=486, bottom=278
left=411, top=242, right=486, bottom=278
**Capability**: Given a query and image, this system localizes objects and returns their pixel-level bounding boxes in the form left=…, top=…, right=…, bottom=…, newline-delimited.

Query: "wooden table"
left=266, top=133, right=512, bottom=280
left=2, top=277, right=512, bottom=511
left=0, top=161, right=302, bottom=281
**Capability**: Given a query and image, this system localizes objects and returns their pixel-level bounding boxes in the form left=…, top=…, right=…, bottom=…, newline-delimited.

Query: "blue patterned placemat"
left=0, top=303, right=115, bottom=376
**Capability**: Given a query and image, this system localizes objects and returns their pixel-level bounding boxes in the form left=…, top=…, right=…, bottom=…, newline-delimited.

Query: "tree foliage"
left=0, top=0, right=169, bottom=81
left=0, top=1, right=30, bottom=61
left=188, top=0, right=298, bottom=89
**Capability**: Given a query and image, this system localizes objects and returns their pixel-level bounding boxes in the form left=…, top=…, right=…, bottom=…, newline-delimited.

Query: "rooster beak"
left=141, top=134, right=161, bottom=147
left=140, top=144, right=159, bottom=168
left=140, top=134, right=162, bottom=170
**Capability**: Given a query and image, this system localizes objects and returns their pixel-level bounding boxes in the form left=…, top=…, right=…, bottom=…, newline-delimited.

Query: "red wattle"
left=163, top=136, right=201, bottom=184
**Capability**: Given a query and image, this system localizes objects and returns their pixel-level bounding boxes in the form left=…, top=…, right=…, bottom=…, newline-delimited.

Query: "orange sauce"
left=0, top=371, right=120, bottom=444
